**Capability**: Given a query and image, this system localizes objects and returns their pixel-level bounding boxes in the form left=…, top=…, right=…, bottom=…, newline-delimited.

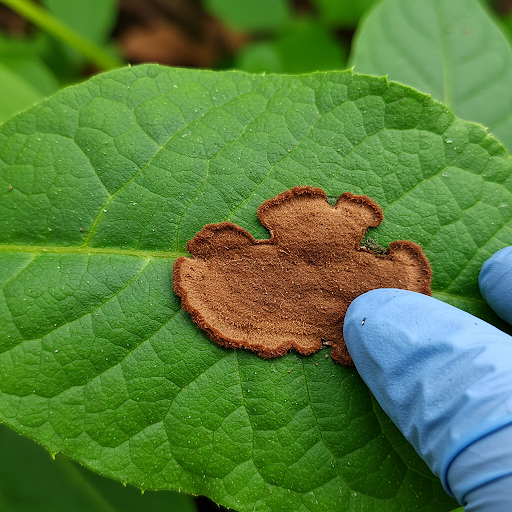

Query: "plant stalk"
left=0, top=0, right=123, bottom=71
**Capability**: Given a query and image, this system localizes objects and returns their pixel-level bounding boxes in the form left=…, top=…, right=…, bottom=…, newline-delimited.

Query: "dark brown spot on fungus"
left=173, top=186, right=431, bottom=365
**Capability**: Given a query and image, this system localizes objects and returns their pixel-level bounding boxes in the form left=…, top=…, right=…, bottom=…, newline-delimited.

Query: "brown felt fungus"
left=173, top=186, right=432, bottom=365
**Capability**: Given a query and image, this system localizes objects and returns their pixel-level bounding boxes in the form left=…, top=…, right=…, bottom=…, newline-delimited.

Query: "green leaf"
left=236, top=20, right=347, bottom=74
left=311, top=0, right=379, bottom=26
left=3, top=64, right=510, bottom=511
left=236, top=41, right=283, bottom=73
left=41, top=0, right=117, bottom=46
left=0, top=424, right=197, bottom=512
left=204, top=0, right=291, bottom=31
left=350, top=0, right=512, bottom=153
left=274, top=19, right=347, bottom=73
left=0, top=62, right=45, bottom=124
left=1, top=0, right=122, bottom=72
left=0, top=33, right=60, bottom=96
left=34, top=0, right=119, bottom=77
left=0, top=54, right=59, bottom=97
left=501, top=11, right=512, bottom=42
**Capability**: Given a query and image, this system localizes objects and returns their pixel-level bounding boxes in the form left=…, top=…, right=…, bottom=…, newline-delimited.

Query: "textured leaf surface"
left=351, top=0, right=512, bottom=152
left=2, top=64, right=512, bottom=511
left=0, top=423, right=197, bottom=512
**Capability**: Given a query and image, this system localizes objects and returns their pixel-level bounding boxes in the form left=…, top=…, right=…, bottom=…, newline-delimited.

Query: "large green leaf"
left=350, top=0, right=512, bottom=153
left=0, top=423, right=197, bottom=512
left=3, top=64, right=512, bottom=511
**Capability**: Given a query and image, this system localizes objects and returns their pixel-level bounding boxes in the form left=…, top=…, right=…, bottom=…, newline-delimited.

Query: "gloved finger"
left=343, top=288, right=512, bottom=503
left=479, top=246, right=512, bottom=326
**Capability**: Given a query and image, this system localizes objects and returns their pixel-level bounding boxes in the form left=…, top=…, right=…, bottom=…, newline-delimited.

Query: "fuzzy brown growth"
left=173, top=186, right=431, bottom=365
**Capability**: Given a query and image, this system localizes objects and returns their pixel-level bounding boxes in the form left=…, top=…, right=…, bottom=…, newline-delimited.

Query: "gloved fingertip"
left=343, top=288, right=439, bottom=369
left=478, top=247, right=512, bottom=326
left=343, top=288, right=402, bottom=369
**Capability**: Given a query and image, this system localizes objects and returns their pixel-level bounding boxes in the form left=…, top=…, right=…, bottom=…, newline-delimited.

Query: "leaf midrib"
left=0, top=244, right=188, bottom=259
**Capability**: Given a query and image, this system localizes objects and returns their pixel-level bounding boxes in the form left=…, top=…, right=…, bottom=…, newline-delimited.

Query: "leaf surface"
left=350, top=0, right=512, bottom=152
left=2, top=64, right=511, bottom=511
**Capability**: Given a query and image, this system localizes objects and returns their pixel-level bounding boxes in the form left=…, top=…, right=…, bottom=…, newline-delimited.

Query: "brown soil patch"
left=173, top=186, right=431, bottom=365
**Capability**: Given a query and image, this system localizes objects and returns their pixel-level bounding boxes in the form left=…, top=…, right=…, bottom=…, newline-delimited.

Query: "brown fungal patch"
left=173, top=186, right=431, bottom=365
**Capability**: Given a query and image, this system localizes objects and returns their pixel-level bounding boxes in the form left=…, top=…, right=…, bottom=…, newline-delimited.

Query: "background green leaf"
left=311, top=0, right=379, bottom=26
left=274, top=19, right=346, bottom=73
left=35, top=0, right=120, bottom=78
left=3, top=64, right=511, bottom=511
left=0, top=33, right=59, bottom=97
left=236, top=19, right=346, bottom=74
left=204, top=0, right=291, bottom=31
left=0, top=423, right=197, bottom=512
left=236, top=41, right=282, bottom=74
left=0, top=0, right=122, bottom=76
left=0, top=61, right=45, bottom=124
left=350, top=0, right=512, bottom=152
left=41, top=0, right=117, bottom=46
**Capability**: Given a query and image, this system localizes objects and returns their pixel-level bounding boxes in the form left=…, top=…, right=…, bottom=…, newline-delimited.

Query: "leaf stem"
left=0, top=0, right=123, bottom=71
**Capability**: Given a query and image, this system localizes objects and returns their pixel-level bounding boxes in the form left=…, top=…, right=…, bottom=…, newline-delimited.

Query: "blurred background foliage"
left=0, top=0, right=509, bottom=125
left=1, top=0, right=512, bottom=124
left=0, top=0, right=509, bottom=511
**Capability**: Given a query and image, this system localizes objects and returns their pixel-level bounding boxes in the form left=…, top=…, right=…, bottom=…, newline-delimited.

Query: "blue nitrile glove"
left=343, top=246, right=512, bottom=511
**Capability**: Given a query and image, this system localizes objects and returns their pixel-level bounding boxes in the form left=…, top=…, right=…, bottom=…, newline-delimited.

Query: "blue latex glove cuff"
left=462, top=473, right=512, bottom=511
left=448, top=423, right=512, bottom=508
left=343, top=289, right=512, bottom=499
